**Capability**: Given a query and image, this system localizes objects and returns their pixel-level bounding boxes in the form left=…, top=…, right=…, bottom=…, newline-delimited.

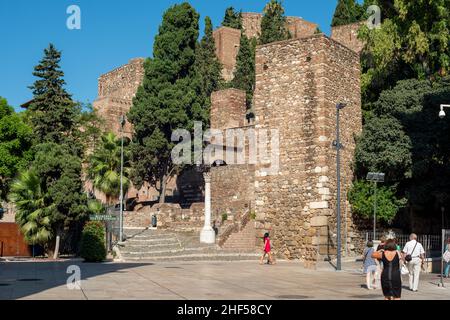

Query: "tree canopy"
left=231, top=34, right=256, bottom=110
left=359, top=0, right=450, bottom=103
left=221, top=7, right=242, bottom=29
left=193, top=16, right=223, bottom=120
left=28, top=44, right=81, bottom=150
left=0, top=97, right=33, bottom=199
left=88, top=132, right=130, bottom=204
left=128, top=3, right=203, bottom=203
left=351, top=77, right=450, bottom=226
left=259, top=0, right=291, bottom=45
left=332, top=0, right=364, bottom=27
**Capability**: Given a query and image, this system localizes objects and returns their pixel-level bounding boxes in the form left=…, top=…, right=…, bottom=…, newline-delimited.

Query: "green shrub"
left=249, top=211, right=256, bottom=220
left=221, top=213, right=228, bottom=222
left=80, top=221, right=106, bottom=262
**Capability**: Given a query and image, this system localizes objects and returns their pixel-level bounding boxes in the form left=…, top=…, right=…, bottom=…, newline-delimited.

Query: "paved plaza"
left=0, top=259, right=449, bottom=300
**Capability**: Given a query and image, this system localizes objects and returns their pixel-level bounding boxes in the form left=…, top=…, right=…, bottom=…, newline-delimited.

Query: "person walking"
left=363, top=241, right=378, bottom=290
left=372, top=239, right=402, bottom=300
left=444, top=238, right=450, bottom=278
left=259, top=233, right=275, bottom=265
left=402, top=233, right=425, bottom=292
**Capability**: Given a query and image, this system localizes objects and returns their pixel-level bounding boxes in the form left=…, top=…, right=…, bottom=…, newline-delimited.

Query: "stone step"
left=123, top=253, right=260, bottom=262
left=126, top=238, right=179, bottom=246
left=121, top=247, right=219, bottom=258
left=121, top=243, right=181, bottom=252
left=125, top=236, right=178, bottom=242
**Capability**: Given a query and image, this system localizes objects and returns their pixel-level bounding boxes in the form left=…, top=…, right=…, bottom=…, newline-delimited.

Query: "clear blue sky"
left=0, top=0, right=345, bottom=110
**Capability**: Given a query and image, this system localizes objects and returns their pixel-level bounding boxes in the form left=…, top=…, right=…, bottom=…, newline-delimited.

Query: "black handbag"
left=405, top=242, right=418, bottom=262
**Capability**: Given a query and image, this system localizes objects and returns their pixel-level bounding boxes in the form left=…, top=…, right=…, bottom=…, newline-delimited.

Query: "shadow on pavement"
left=0, top=260, right=154, bottom=300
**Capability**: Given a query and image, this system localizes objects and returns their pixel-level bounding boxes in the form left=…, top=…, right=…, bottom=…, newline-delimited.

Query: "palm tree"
left=8, top=170, right=54, bottom=248
left=88, top=132, right=130, bottom=204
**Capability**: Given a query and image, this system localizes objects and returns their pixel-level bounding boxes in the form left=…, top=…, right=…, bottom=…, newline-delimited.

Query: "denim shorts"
left=365, top=265, right=378, bottom=274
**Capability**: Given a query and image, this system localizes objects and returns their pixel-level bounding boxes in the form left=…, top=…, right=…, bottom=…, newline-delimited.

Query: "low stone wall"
left=124, top=203, right=205, bottom=230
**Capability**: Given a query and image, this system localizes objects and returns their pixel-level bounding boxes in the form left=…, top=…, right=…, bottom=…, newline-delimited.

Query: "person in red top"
left=259, top=233, right=276, bottom=265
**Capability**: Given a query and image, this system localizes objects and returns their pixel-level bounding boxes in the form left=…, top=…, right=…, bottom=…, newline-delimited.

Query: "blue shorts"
left=364, top=265, right=377, bottom=274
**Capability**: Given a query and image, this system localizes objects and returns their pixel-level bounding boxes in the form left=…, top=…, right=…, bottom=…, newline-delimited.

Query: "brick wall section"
left=0, top=223, right=30, bottom=257
left=213, top=27, right=242, bottom=81
left=331, top=22, right=365, bottom=54
left=253, top=35, right=361, bottom=267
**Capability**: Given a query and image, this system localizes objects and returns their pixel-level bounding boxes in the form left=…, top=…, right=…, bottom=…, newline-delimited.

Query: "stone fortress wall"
left=93, top=58, right=145, bottom=137
left=252, top=35, right=362, bottom=266
left=215, top=13, right=320, bottom=81
left=92, top=10, right=365, bottom=266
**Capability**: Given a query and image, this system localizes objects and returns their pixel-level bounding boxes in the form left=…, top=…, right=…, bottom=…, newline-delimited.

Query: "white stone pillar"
left=200, top=172, right=216, bottom=244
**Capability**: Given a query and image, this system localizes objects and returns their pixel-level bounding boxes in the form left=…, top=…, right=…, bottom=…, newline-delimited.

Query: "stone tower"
left=252, top=34, right=362, bottom=267
left=214, top=13, right=319, bottom=82
left=93, top=57, right=145, bottom=137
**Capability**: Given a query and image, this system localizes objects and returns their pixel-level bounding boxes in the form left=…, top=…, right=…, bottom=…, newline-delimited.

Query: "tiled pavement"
left=0, top=259, right=449, bottom=300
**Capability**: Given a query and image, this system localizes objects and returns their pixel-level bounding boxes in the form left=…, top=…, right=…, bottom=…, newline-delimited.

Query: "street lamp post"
left=366, top=172, right=385, bottom=241
left=439, top=104, right=450, bottom=119
left=119, top=115, right=126, bottom=243
left=438, top=104, right=449, bottom=287
left=334, top=102, right=347, bottom=271
left=441, top=206, right=445, bottom=288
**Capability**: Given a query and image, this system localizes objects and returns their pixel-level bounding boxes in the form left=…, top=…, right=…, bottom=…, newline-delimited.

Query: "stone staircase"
left=221, top=222, right=258, bottom=252
left=118, top=228, right=259, bottom=262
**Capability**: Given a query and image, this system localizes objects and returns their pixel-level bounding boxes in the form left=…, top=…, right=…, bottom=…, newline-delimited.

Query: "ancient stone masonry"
left=211, top=89, right=247, bottom=129
left=241, top=13, right=318, bottom=40
left=93, top=58, right=145, bottom=137
left=331, top=22, right=365, bottom=54
left=210, top=89, right=255, bottom=218
left=252, top=35, right=362, bottom=267
left=213, top=27, right=242, bottom=81
left=215, top=14, right=319, bottom=82
left=91, top=12, right=364, bottom=264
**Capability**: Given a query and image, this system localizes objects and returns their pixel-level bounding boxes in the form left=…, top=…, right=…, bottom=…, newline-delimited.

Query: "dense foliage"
left=88, top=132, right=130, bottom=204
left=348, top=180, right=406, bottom=223
left=80, top=221, right=106, bottom=262
left=128, top=3, right=204, bottom=203
left=351, top=77, right=450, bottom=227
left=9, top=44, right=88, bottom=256
left=0, top=97, right=33, bottom=199
left=359, top=0, right=450, bottom=103
left=331, top=0, right=364, bottom=27
left=231, top=34, right=256, bottom=111
left=27, top=44, right=81, bottom=151
left=193, top=16, right=223, bottom=118
left=221, top=7, right=242, bottom=29
left=259, top=0, right=291, bottom=45
left=9, top=170, right=53, bottom=246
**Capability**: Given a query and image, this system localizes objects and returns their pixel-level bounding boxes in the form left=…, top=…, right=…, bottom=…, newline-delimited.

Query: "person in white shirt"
left=402, top=233, right=425, bottom=292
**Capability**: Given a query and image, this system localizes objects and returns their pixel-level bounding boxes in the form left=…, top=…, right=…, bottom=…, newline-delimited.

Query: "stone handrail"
left=217, top=208, right=252, bottom=247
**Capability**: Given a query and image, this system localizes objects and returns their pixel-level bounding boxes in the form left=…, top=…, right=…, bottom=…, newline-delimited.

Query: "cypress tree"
left=194, top=16, right=223, bottom=121
left=331, top=0, right=364, bottom=27
left=231, top=34, right=256, bottom=110
left=221, top=7, right=242, bottom=29
left=259, top=0, right=291, bottom=45
left=128, top=3, right=201, bottom=203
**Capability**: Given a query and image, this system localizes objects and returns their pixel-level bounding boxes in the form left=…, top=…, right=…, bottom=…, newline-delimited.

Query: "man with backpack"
left=402, top=233, right=425, bottom=292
